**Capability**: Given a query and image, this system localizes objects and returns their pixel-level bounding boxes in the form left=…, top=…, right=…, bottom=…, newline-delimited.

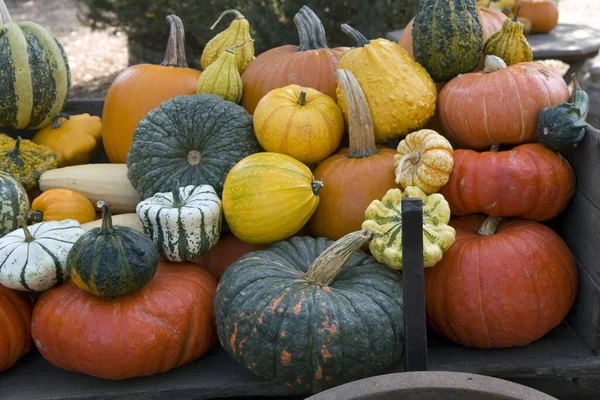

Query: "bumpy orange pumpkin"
left=0, top=286, right=32, bottom=373
left=30, top=188, right=96, bottom=224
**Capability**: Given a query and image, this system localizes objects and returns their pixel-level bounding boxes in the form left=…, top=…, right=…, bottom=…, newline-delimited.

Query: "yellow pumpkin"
left=30, top=189, right=96, bottom=224
left=337, top=25, right=437, bottom=143
left=222, top=152, right=321, bottom=244
left=32, top=113, right=103, bottom=167
left=394, top=129, right=454, bottom=194
left=253, top=85, right=344, bottom=164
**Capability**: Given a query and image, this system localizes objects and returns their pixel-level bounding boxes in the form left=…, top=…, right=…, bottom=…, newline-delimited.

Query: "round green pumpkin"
left=68, top=202, right=159, bottom=297
left=214, top=230, right=405, bottom=392
left=0, top=171, right=29, bottom=237
left=126, top=94, right=263, bottom=200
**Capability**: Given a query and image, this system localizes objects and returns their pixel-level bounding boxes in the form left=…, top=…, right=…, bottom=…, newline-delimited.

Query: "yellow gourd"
left=32, top=113, right=103, bottom=167
left=30, top=188, right=96, bottom=224
left=200, top=9, right=255, bottom=74
left=0, top=134, right=12, bottom=146
left=483, top=6, right=533, bottom=65
left=0, top=136, right=58, bottom=190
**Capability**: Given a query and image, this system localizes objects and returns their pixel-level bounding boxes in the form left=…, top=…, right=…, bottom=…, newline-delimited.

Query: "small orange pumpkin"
left=512, top=0, right=559, bottom=33
left=30, top=189, right=96, bottom=224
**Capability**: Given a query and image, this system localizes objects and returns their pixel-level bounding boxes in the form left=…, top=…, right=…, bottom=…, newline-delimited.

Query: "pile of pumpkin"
left=0, top=0, right=593, bottom=393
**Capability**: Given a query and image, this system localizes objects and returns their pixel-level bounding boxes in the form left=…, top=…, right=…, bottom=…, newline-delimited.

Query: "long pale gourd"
left=38, top=164, right=140, bottom=214
left=81, top=213, right=144, bottom=233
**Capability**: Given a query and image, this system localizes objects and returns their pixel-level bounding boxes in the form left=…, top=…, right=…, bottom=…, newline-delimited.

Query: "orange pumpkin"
left=512, top=0, right=559, bottom=33
left=0, top=286, right=32, bottom=373
left=30, top=188, right=96, bottom=224
left=31, top=262, right=217, bottom=380
left=101, top=15, right=201, bottom=163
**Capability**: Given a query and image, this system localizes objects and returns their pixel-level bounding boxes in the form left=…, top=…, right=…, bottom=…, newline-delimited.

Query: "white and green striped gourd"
left=0, top=171, right=29, bottom=237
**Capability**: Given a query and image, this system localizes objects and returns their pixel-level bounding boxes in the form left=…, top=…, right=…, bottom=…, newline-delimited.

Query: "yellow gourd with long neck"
left=483, top=5, right=533, bottom=65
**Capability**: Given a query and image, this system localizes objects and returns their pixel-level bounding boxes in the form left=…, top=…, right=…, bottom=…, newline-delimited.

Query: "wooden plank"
left=567, top=263, right=600, bottom=352
left=564, top=125, right=600, bottom=210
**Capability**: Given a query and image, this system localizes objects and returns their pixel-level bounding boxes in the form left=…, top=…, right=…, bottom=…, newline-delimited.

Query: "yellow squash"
left=483, top=5, right=533, bottom=65
left=30, top=188, right=96, bottom=224
left=222, top=152, right=322, bottom=244
left=337, top=24, right=437, bottom=143
left=0, top=134, right=12, bottom=145
left=0, top=136, right=58, bottom=190
left=32, top=113, right=103, bottom=167
left=253, top=85, right=344, bottom=164
left=394, top=129, right=454, bottom=194
left=200, top=9, right=255, bottom=74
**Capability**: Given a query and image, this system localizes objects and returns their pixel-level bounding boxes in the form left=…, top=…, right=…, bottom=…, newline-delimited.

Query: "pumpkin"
left=82, top=213, right=143, bottom=233
left=136, top=183, right=222, bottom=262
left=336, top=25, right=437, bottom=143
left=362, top=187, right=456, bottom=270
left=222, top=152, right=321, bottom=245
left=483, top=5, right=533, bottom=65
left=0, top=0, right=70, bottom=130
left=253, top=85, right=344, bottom=164
left=0, top=285, right=32, bottom=373
left=439, top=143, right=575, bottom=221
left=309, top=69, right=398, bottom=241
left=394, top=129, right=454, bottom=195
left=39, top=164, right=141, bottom=214
left=438, top=55, right=569, bottom=150
left=0, top=136, right=58, bottom=191
left=127, top=94, right=262, bottom=200
left=68, top=202, right=159, bottom=298
left=101, top=14, right=201, bottom=163
left=30, top=188, right=96, bottom=224
left=0, top=217, right=83, bottom=291
left=512, top=0, right=558, bottom=33
left=240, top=6, right=348, bottom=114
left=215, top=229, right=404, bottom=391
left=0, top=171, right=29, bottom=237
left=201, top=9, right=254, bottom=74
left=32, top=261, right=217, bottom=380
left=425, top=215, right=578, bottom=348
left=32, top=113, right=103, bottom=167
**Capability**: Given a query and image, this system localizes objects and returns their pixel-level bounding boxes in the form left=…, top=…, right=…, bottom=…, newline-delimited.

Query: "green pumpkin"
left=215, top=230, right=405, bottom=392
left=68, top=202, right=159, bottom=297
left=0, top=171, right=29, bottom=237
left=412, top=0, right=483, bottom=82
left=0, top=0, right=71, bottom=130
left=126, top=94, right=263, bottom=200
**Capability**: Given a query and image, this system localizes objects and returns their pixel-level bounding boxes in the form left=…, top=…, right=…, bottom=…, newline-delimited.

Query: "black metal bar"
left=401, top=197, right=428, bottom=372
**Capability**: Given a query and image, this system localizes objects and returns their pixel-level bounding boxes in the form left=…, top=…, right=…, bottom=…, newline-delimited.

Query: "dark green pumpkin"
left=68, top=202, right=159, bottom=297
left=412, top=0, right=483, bottom=82
left=0, top=0, right=71, bottom=130
left=0, top=171, right=29, bottom=237
left=126, top=94, right=263, bottom=200
left=214, top=230, right=405, bottom=392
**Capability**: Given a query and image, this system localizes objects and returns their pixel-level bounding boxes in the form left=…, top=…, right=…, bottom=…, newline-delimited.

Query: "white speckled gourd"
left=0, top=218, right=84, bottom=291
left=136, top=183, right=222, bottom=262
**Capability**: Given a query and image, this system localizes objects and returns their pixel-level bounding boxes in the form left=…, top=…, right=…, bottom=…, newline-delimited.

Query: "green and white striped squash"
left=0, top=171, right=29, bottom=237
left=0, top=0, right=71, bottom=130
left=0, top=218, right=84, bottom=291
left=136, top=183, right=222, bottom=262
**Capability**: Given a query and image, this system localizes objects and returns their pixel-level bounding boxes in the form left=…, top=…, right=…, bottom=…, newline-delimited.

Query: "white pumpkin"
left=0, top=218, right=84, bottom=291
left=136, top=183, right=221, bottom=262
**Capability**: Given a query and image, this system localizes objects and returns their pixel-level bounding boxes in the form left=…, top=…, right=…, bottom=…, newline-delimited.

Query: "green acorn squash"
left=0, top=136, right=58, bottom=191
left=68, top=202, right=159, bottom=297
left=0, top=171, right=29, bottom=237
left=215, top=230, right=405, bottom=392
left=126, top=94, right=262, bottom=200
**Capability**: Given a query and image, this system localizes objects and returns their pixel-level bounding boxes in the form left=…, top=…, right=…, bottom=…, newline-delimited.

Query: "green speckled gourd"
left=0, top=136, right=58, bottom=190
left=362, top=186, right=456, bottom=270
left=215, top=230, right=404, bottom=392
left=483, top=6, right=533, bottom=65
left=0, top=0, right=71, bottom=129
left=126, top=94, right=262, bottom=200
left=68, top=202, right=159, bottom=298
left=412, top=0, right=483, bottom=82
left=0, top=171, right=29, bottom=237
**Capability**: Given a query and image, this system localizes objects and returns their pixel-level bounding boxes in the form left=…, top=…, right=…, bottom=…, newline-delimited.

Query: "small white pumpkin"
left=136, top=183, right=222, bottom=262
left=0, top=217, right=84, bottom=291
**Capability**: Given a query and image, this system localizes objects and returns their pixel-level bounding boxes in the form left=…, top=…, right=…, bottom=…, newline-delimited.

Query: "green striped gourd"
left=136, top=183, right=222, bottom=262
left=412, top=0, right=483, bottom=82
left=0, top=218, right=83, bottom=291
left=0, top=0, right=71, bottom=130
left=0, top=171, right=29, bottom=237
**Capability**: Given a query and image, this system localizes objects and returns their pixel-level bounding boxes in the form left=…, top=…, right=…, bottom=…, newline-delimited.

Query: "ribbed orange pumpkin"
left=0, top=286, right=32, bottom=373
left=512, top=0, right=559, bottom=33
left=30, top=188, right=96, bottom=224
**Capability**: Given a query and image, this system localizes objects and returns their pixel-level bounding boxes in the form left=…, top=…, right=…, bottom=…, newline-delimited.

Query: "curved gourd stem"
left=483, top=55, right=507, bottom=73
left=395, top=152, right=421, bottom=185
left=52, top=113, right=71, bottom=129
left=0, top=0, right=11, bottom=25
left=305, top=229, right=373, bottom=286
left=336, top=69, right=378, bottom=158
left=340, top=24, right=370, bottom=47
left=489, top=144, right=500, bottom=152
left=9, top=136, right=21, bottom=157
left=161, top=14, right=188, bottom=67
left=572, top=73, right=581, bottom=90
left=171, top=180, right=183, bottom=207
left=97, top=201, right=114, bottom=232
left=478, top=216, right=502, bottom=236
left=512, top=5, right=522, bottom=22
left=297, top=88, right=308, bottom=106
left=294, top=6, right=329, bottom=51
left=311, top=179, right=323, bottom=196
left=210, top=9, right=245, bottom=30
left=226, top=38, right=254, bottom=54
left=18, top=216, right=35, bottom=242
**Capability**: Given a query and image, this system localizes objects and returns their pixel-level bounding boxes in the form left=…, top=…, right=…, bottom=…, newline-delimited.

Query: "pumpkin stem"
left=336, top=69, right=378, bottom=158
left=483, top=55, right=507, bottom=73
left=394, top=152, right=421, bottom=185
left=226, top=39, right=254, bottom=54
left=572, top=73, right=581, bottom=90
left=171, top=180, right=184, bottom=207
left=512, top=5, right=522, bottom=21
left=311, top=179, right=323, bottom=196
left=478, top=216, right=502, bottom=236
left=9, top=136, right=21, bottom=157
left=210, top=9, right=245, bottom=30
left=51, top=113, right=71, bottom=129
left=305, top=229, right=373, bottom=286
left=297, top=88, right=308, bottom=106
left=97, top=201, right=114, bottom=232
left=294, top=6, right=329, bottom=51
left=340, top=24, right=370, bottom=48
left=489, top=144, right=500, bottom=152
left=0, top=0, right=11, bottom=25
left=161, top=14, right=188, bottom=68
left=17, top=216, right=35, bottom=242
